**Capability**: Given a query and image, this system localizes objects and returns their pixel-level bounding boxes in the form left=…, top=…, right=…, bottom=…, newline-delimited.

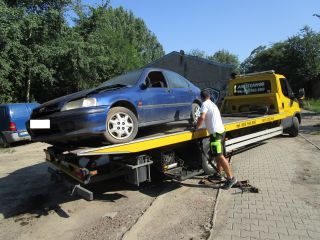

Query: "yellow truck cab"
left=221, top=70, right=303, bottom=136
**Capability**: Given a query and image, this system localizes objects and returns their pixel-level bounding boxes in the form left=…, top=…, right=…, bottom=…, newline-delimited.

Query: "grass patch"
left=303, top=99, right=320, bottom=113
left=0, top=148, right=15, bottom=154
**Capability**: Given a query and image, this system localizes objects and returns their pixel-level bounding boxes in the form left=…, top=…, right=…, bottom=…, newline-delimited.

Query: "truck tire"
left=288, top=116, right=299, bottom=137
left=0, top=134, right=10, bottom=148
left=200, top=138, right=216, bottom=175
left=104, top=107, right=138, bottom=144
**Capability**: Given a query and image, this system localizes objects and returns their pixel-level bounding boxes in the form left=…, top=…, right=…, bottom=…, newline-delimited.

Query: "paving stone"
left=251, top=223, right=268, bottom=233
left=232, top=223, right=250, bottom=231
left=240, top=229, right=259, bottom=239
left=307, top=230, right=320, bottom=239
left=259, top=231, right=279, bottom=240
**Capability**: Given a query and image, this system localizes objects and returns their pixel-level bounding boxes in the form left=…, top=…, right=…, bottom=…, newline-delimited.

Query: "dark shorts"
left=209, top=132, right=226, bottom=157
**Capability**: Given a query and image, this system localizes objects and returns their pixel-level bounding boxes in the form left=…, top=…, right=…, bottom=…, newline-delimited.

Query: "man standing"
left=196, top=90, right=237, bottom=189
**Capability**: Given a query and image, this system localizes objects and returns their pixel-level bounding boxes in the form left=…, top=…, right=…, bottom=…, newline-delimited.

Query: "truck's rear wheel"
left=288, top=116, right=299, bottom=137
left=104, top=107, right=138, bottom=144
left=200, top=138, right=216, bottom=174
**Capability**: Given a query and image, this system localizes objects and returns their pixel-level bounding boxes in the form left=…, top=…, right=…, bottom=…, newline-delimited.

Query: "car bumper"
left=27, top=106, right=109, bottom=142
left=2, top=131, right=31, bottom=144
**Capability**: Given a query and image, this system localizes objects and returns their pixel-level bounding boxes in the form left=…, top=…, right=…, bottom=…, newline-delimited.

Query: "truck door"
left=279, top=78, right=296, bottom=113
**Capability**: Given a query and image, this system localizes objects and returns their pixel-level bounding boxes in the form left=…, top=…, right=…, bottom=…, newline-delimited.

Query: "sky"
left=80, top=0, right=320, bottom=61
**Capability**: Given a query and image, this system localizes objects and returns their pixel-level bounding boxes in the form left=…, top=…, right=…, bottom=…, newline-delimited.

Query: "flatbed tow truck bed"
left=65, top=112, right=286, bottom=156
left=44, top=112, right=286, bottom=200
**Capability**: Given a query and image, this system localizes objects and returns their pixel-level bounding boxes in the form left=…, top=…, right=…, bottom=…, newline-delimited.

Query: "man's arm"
left=196, top=112, right=206, bottom=129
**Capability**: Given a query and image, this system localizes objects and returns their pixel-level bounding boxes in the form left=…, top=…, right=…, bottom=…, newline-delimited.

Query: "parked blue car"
left=27, top=68, right=201, bottom=144
left=0, top=103, right=39, bottom=147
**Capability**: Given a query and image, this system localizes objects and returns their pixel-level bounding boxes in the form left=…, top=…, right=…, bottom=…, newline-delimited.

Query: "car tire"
left=288, top=116, right=299, bottom=137
left=190, top=102, right=201, bottom=125
left=104, top=107, right=138, bottom=144
left=0, top=134, right=10, bottom=148
left=200, top=138, right=216, bottom=175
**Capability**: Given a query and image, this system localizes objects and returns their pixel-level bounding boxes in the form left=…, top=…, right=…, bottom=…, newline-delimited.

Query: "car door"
left=138, top=70, right=176, bottom=124
left=164, top=70, right=194, bottom=120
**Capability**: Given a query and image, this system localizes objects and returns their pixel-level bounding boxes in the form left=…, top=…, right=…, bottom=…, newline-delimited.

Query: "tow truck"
left=44, top=70, right=304, bottom=200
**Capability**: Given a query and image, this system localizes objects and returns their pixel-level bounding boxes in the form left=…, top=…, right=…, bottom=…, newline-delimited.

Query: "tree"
left=187, top=48, right=206, bottom=58
left=240, top=26, right=320, bottom=97
left=208, top=49, right=240, bottom=73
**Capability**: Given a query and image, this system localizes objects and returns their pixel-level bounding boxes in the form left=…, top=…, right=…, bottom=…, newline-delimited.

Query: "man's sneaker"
left=207, top=173, right=223, bottom=181
left=222, top=177, right=237, bottom=189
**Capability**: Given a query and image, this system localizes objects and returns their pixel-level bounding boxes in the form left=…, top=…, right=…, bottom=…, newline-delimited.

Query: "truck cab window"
left=146, top=71, right=167, bottom=88
left=280, top=78, right=293, bottom=98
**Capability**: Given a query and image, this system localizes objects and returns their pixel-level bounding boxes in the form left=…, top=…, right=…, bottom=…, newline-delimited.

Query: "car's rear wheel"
left=104, top=107, right=138, bottom=144
left=190, top=103, right=201, bottom=125
left=0, top=134, right=10, bottom=148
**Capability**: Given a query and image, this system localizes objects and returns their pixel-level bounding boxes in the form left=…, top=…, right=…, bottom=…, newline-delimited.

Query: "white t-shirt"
left=200, top=99, right=225, bottom=134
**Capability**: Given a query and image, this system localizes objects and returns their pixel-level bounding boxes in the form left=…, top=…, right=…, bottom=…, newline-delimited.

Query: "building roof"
left=145, top=51, right=234, bottom=69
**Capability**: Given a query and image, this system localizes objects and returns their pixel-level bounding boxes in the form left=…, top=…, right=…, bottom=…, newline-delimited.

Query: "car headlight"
left=61, top=98, right=97, bottom=111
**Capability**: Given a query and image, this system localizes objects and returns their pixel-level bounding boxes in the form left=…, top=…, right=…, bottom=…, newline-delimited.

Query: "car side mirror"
left=140, top=83, right=147, bottom=90
left=298, top=88, right=305, bottom=99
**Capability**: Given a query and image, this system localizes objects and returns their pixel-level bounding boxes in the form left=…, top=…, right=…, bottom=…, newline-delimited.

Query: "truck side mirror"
left=298, top=88, right=305, bottom=99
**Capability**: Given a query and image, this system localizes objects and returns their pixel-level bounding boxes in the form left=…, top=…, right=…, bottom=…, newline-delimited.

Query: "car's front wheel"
left=104, top=107, right=138, bottom=144
left=190, top=102, right=201, bottom=125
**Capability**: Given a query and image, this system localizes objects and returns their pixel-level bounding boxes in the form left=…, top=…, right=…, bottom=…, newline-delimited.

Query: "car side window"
left=145, top=71, right=168, bottom=88
left=165, top=71, right=189, bottom=88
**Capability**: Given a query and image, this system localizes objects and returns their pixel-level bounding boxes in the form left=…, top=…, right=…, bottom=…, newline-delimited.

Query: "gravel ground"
left=0, top=112, right=319, bottom=240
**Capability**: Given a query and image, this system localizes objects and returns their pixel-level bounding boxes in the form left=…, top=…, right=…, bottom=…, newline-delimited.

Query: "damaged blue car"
left=27, top=68, right=201, bottom=144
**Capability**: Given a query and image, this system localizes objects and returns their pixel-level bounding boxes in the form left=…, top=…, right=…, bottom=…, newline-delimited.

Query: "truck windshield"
left=99, top=69, right=143, bottom=88
left=234, top=80, right=271, bottom=95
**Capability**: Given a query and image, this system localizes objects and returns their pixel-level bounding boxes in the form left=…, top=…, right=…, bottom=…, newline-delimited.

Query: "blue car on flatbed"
left=27, top=68, right=202, bottom=144
left=0, top=103, right=39, bottom=147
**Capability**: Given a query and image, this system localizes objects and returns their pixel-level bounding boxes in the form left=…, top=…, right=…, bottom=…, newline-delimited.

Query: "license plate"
left=30, top=119, right=50, bottom=129
left=18, top=131, right=29, bottom=137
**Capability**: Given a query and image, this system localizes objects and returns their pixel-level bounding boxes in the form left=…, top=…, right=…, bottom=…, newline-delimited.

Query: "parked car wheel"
left=190, top=103, right=201, bottom=125
left=0, top=134, right=10, bottom=148
left=104, top=107, right=138, bottom=144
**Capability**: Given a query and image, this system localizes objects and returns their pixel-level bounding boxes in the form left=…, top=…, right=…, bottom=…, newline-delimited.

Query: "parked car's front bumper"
left=27, top=106, right=110, bottom=143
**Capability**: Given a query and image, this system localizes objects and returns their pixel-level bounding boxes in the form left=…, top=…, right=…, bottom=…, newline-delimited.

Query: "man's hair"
left=200, top=90, right=210, bottom=100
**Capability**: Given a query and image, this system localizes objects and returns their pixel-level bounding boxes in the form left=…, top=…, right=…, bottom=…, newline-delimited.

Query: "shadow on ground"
left=0, top=162, right=179, bottom=220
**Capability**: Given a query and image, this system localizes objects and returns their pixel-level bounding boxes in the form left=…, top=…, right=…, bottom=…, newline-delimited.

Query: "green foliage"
left=242, top=26, right=320, bottom=97
left=188, top=48, right=240, bottom=72
left=303, top=99, right=320, bottom=113
left=0, top=0, right=164, bottom=104
left=188, top=49, right=206, bottom=58
left=208, top=49, right=240, bottom=73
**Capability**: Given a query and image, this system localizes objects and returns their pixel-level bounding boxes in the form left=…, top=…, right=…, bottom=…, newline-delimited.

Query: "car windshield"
left=98, top=69, right=143, bottom=88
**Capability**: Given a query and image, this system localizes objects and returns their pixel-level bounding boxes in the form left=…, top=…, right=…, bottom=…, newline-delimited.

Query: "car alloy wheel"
left=104, top=106, right=138, bottom=144
left=190, top=103, right=201, bottom=124
left=194, top=105, right=201, bottom=120
left=108, top=112, right=134, bottom=140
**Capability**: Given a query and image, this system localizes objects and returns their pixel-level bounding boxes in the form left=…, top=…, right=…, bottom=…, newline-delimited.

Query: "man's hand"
left=188, top=123, right=197, bottom=131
